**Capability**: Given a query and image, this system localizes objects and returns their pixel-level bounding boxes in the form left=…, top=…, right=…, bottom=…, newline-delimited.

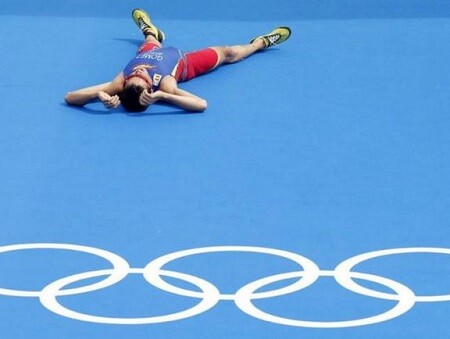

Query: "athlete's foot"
left=132, top=8, right=165, bottom=43
left=250, top=27, right=292, bottom=48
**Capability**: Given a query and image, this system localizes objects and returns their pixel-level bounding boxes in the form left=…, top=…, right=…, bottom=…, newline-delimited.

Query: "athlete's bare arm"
left=65, top=73, right=125, bottom=108
left=140, top=76, right=207, bottom=112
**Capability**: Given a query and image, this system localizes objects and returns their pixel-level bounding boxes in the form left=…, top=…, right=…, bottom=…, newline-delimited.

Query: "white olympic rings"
left=0, top=243, right=448, bottom=328
left=143, top=246, right=320, bottom=300
left=0, top=243, right=129, bottom=297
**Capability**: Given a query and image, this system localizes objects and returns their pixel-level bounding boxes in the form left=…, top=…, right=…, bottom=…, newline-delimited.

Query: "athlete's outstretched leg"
left=132, top=8, right=165, bottom=43
left=212, top=27, right=292, bottom=66
left=132, top=8, right=165, bottom=52
left=212, top=40, right=265, bottom=65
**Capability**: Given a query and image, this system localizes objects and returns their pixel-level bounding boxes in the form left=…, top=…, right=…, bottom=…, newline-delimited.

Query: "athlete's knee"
left=218, top=46, right=239, bottom=64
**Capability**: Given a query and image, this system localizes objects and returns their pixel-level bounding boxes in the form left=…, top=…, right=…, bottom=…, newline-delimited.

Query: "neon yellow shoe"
left=250, top=27, right=292, bottom=48
left=132, top=8, right=165, bottom=43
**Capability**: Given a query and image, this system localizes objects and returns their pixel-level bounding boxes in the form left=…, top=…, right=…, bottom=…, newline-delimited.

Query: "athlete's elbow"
left=64, top=92, right=79, bottom=106
left=64, top=92, right=73, bottom=104
left=190, top=99, right=207, bottom=112
left=197, top=99, right=207, bottom=112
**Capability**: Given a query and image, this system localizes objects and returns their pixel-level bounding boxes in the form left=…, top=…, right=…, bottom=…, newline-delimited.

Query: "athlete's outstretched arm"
left=140, top=89, right=207, bottom=112
left=140, top=76, right=207, bottom=112
left=64, top=73, right=124, bottom=108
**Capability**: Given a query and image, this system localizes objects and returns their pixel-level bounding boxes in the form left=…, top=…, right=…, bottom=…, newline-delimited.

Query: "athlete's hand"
left=98, top=91, right=121, bottom=109
left=139, top=89, right=162, bottom=106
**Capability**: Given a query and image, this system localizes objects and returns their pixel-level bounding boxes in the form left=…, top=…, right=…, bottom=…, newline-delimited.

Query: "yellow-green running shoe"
left=250, top=27, right=292, bottom=48
left=132, top=8, right=165, bottom=43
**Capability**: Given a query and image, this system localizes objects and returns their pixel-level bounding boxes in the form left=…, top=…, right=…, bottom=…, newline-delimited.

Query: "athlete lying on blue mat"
left=65, top=8, right=291, bottom=112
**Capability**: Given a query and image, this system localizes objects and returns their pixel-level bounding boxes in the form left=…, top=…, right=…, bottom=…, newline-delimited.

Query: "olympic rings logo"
left=1, top=243, right=449, bottom=328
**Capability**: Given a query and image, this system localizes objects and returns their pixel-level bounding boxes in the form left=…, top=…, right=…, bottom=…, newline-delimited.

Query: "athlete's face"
left=124, top=65, right=153, bottom=91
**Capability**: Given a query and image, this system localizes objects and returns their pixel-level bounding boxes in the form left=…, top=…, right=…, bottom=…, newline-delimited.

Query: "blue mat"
left=1, top=1, right=450, bottom=338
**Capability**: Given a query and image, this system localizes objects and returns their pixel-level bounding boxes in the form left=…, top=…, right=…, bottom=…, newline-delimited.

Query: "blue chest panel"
left=123, top=47, right=184, bottom=90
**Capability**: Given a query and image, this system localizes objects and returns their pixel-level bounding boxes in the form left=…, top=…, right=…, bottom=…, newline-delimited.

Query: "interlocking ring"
left=334, top=247, right=450, bottom=302
left=0, top=243, right=448, bottom=328
left=143, top=246, right=320, bottom=300
left=0, top=243, right=129, bottom=297
left=234, top=270, right=415, bottom=328
left=40, top=268, right=220, bottom=325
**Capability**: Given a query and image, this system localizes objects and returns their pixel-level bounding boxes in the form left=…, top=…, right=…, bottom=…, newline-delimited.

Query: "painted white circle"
left=143, top=246, right=320, bottom=300
left=39, top=268, right=220, bottom=324
left=335, top=247, right=450, bottom=302
left=234, top=270, right=416, bottom=328
left=0, top=243, right=129, bottom=297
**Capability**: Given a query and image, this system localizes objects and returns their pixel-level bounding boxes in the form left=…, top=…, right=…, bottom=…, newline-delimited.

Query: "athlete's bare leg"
left=211, top=39, right=266, bottom=67
left=211, top=26, right=292, bottom=67
left=143, top=34, right=162, bottom=48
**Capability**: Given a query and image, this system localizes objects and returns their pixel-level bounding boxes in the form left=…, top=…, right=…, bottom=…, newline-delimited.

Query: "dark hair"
left=119, top=84, right=147, bottom=112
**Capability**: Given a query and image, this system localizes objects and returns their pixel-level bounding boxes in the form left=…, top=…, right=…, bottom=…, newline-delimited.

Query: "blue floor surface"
left=1, top=1, right=450, bottom=338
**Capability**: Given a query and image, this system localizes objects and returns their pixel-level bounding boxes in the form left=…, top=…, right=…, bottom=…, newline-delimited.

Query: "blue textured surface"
left=1, top=0, right=450, bottom=20
left=0, top=1, right=449, bottom=338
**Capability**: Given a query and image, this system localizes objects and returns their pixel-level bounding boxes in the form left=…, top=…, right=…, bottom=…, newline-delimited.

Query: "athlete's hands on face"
left=98, top=91, right=121, bottom=109
left=139, top=89, right=162, bottom=106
